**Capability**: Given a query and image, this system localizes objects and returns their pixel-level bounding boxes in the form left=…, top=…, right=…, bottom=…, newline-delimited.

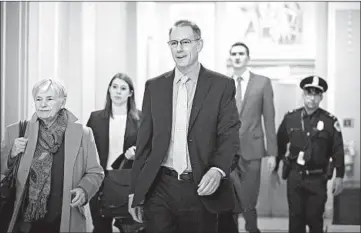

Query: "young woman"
left=86, top=73, right=142, bottom=233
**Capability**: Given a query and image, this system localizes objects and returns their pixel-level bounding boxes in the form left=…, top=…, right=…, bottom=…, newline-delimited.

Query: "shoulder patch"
left=287, top=108, right=298, bottom=114
left=334, top=120, right=341, bottom=132
left=286, top=108, right=301, bottom=116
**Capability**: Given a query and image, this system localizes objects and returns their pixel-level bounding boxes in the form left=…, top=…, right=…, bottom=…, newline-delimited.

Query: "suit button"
left=188, top=138, right=192, bottom=142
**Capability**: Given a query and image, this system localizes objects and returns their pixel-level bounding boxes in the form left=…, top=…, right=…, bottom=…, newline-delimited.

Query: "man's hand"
left=197, top=169, right=222, bottom=196
left=70, top=188, right=86, bottom=207
left=11, top=137, right=28, bottom=157
left=332, top=177, right=343, bottom=196
left=128, top=194, right=143, bottom=223
left=267, top=156, right=276, bottom=172
left=125, top=146, right=136, bottom=160
left=270, top=170, right=280, bottom=189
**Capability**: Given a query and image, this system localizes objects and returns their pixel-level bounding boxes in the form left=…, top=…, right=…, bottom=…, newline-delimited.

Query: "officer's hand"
left=332, top=177, right=343, bottom=196
left=197, top=169, right=222, bottom=196
left=267, top=156, right=276, bottom=172
left=11, top=137, right=28, bottom=158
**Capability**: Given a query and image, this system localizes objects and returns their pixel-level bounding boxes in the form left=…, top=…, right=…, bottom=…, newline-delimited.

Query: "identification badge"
left=297, top=151, right=305, bottom=166
left=317, top=120, right=324, bottom=131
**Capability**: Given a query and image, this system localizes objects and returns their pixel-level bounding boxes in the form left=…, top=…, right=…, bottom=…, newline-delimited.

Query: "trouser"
left=27, top=216, right=61, bottom=233
left=89, top=191, right=115, bottom=233
left=143, top=167, right=218, bottom=233
left=217, top=211, right=239, bottom=233
left=234, top=157, right=262, bottom=233
left=287, top=169, right=328, bottom=233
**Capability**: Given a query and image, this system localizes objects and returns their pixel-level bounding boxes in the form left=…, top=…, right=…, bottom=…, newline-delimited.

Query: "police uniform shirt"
left=277, top=107, right=345, bottom=178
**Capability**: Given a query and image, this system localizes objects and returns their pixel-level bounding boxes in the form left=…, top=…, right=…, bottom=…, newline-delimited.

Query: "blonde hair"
left=32, top=79, right=67, bottom=100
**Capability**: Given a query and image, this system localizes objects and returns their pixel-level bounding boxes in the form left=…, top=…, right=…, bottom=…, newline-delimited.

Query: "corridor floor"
left=107, top=217, right=360, bottom=232
left=237, top=217, right=360, bottom=232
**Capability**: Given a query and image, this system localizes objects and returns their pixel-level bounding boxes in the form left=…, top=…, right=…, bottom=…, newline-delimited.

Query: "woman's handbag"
left=98, top=159, right=133, bottom=219
left=0, top=120, right=28, bottom=233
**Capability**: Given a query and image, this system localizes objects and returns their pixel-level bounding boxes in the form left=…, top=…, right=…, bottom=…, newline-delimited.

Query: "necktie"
left=173, top=76, right=189, bottom=177
left=236, top=76, right=243, bottom=112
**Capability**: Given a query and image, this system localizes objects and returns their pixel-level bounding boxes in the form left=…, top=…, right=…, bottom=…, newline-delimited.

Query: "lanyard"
left=300, top=110, right=305, bottom=131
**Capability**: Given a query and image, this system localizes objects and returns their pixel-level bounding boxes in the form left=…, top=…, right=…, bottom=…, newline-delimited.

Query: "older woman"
left=0, top=79, right=104, bottom=233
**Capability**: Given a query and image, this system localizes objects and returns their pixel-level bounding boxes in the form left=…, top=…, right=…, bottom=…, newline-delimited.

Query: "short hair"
left=168, top=20, right=201, bottom=39
left=229, top=42, right=250, bottom=57
left=32, top=79, right=67, bottom=100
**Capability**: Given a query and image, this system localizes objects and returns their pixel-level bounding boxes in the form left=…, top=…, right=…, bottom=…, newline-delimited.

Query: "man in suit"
left=128, top=20, right=241, bottom=233
left=229, top=42, right=278, bottom=233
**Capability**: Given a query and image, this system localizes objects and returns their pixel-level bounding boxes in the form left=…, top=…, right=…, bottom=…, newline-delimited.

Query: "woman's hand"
left=11, top=137, right=28, bottom=158
left=125, top=146, right=136, bottom=160
left=70, top=188, right=87, bottom=207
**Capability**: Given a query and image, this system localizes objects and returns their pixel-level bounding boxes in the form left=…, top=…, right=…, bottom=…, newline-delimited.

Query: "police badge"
left=317, top=120, right=324, bottom=131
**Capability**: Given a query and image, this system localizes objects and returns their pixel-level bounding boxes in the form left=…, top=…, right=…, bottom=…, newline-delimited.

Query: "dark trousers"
left=27, top=216, right=61, bottom=233
left=287, top=169, right=328, bottom=233
left=89, top=192, right=115, bottom=233
left=235, top=158, right=261, bottom=233
left=143, top=167, right=218, bottom=233
left=217, top=211, right=239, bottom=233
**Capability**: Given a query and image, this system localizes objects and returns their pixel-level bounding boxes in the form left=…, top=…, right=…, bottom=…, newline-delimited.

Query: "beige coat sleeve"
left=1, top=123, right=18, bottom=177
left=77, top=126, right=104, bottom=202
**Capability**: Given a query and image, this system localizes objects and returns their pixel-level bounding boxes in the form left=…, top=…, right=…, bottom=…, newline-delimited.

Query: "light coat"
left=0, top=110, right=104, bottom=232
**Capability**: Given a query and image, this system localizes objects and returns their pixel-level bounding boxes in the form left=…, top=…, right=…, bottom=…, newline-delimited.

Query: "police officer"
left=275, top=75, right=344, bottom=233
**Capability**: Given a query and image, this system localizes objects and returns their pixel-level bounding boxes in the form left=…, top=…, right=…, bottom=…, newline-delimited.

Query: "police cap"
left=300, top=75, right=328, bottom=93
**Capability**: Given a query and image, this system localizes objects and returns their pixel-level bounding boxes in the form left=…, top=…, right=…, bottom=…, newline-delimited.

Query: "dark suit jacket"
left=237, top=72, right=277, bottom=160
left=130, top=65, right=241, bottom=214
left=86, top=109, right=141, bottom=170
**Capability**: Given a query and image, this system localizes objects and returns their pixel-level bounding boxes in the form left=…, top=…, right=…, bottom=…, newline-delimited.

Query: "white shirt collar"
left=174, top=63, right=201, bottom=84
left=233, top=69, right=250, bottom=82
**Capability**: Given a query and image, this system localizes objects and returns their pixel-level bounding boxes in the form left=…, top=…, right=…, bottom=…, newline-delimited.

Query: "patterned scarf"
left=23, top=109, right=68, bottom=222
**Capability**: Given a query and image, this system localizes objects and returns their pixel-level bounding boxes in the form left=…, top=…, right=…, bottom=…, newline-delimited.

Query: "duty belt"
left=292, top=164, right=325, bottom=176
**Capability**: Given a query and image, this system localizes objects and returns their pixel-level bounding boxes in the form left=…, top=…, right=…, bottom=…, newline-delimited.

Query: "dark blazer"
left=130, top=65, right=241, bottom=214
left=86, top=109, right=141, bottom=170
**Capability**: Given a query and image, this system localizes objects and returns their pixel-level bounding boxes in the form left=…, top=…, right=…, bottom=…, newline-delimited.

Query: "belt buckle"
left=178, top=172, right=191, bottom=181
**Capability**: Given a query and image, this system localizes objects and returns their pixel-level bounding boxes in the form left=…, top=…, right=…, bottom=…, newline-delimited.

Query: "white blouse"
left=107, top=114, right=127, bottom=170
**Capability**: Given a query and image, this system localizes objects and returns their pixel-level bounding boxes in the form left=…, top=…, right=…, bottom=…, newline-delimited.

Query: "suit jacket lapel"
left=188, top=66, right=211, bottom=131
left=17, top=120, right=38, bottom=187
left=99, top=110, right=110, bottom=168
left=64, top=121, right=82, bottom=181
left=123, top=114, right=133, bottom=151
left=239, top=72, right=256, bottom=116
left=161, top=70, right=175, bottom=135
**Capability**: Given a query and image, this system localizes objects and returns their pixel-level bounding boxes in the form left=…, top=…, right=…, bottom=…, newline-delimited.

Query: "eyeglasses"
left=167, top=38, right=200, bottom=48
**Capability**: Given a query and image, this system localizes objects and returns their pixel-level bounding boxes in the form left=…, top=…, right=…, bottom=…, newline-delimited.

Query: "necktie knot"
left=237, top=76, right=243, bottom=84
left=180, top=76, right=189, bottom=85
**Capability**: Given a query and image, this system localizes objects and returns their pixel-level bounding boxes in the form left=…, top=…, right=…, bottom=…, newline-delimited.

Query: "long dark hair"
left=104, top=73, right=139, bottom=120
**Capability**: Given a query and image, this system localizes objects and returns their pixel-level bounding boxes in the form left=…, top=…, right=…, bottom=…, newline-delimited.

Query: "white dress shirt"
left=233, top=69, right=251, bottom=100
